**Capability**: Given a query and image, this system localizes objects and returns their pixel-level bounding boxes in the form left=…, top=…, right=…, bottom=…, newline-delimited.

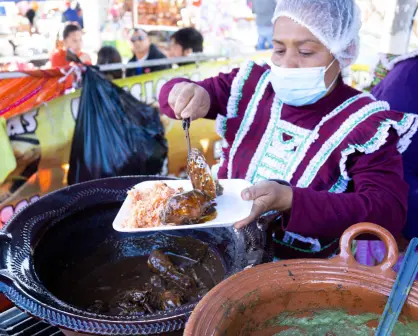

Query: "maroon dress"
left=159, top=61, right=418, bottom=259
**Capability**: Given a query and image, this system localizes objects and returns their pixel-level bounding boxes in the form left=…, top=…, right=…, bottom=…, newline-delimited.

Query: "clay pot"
left=184, top=223, right=418, bottom=336
left=61, top=330, right=184, bottom=336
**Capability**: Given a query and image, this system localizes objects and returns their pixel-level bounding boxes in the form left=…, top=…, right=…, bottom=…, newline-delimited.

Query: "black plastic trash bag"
left=68, top=67, right=168, bottom=185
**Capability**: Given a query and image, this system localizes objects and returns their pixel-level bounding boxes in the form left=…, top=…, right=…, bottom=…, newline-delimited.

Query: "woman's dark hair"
left=63, top=23, right=81, bottom=40
left=97, top=46, right=123, bottom=80
left=171, top=27, right=204, bottom=53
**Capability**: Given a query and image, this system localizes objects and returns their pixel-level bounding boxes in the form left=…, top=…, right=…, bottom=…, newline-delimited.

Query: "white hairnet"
left=272, top=0, right=362, bottom=68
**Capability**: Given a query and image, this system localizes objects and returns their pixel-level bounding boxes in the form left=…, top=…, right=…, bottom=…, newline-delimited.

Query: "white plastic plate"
left=113, top=179, right=254, bottom=232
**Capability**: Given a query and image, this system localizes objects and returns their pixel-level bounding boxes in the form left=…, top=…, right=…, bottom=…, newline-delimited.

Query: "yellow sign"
left=349, top=64, right=372, bottom=89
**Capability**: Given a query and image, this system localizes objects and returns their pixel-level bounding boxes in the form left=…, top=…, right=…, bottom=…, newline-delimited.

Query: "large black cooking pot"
left=0, top=176, right=267, bottom=335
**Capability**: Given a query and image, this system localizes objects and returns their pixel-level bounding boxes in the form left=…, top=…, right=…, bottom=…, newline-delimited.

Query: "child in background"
left=49, top=23, right=91, bottom=68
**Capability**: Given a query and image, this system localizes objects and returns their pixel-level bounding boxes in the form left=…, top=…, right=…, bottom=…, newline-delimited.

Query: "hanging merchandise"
left=68, top=66, right=168, bottom=185
left=133, top=0, right=186, bottom=26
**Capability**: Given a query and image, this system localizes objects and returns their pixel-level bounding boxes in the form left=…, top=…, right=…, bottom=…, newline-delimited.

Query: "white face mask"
left=270, top=59, right=339, bottom=107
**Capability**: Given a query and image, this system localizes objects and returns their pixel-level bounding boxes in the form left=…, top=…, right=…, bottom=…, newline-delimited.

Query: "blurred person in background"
left=74, top=2, right=84, bottom=29
left=110, top=0, right=122, bottom=21
left=168, top=27, right=204, bottom=58
left=126, top=28, right=169, bottom=77
left=109, top=0, right=122, bottom=30
left=25, top=2, right=38, bottom=35
left=352, top=52, right=418, bottom=268
left=370, top=53, right=418, bottom=241
left=62, top=1, right=83, bottom=28
left=25, top=8, right=35, bottom=34
left=251, top=0, right=277, bottom=50
left=49, top=23, right=91, bottom=68
left=97, top=46, right=123, bottom=80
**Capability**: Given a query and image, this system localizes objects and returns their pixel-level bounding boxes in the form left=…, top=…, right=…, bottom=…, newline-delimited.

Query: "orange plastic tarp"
left=0, top=68, right=74, bottom=120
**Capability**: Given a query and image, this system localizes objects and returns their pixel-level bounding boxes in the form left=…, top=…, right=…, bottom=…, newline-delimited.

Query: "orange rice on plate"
left=122, top=182, right=183, bottom=229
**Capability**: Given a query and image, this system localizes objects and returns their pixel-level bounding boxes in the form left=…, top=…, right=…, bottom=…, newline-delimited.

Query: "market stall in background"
left=0, top=0, right=263, bottom=229
left=2, top=0, right=418, bottom=228
left=101, top=0, right=257, bottom=58
left=1, top=0, right=418, bottom=227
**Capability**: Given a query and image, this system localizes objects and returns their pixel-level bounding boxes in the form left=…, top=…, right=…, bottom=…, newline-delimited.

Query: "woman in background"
left=371, top=52, right=418, bottom=240
left=355, top=51, right=418, bottom=269
left=97, top=46, right=123, bottom=80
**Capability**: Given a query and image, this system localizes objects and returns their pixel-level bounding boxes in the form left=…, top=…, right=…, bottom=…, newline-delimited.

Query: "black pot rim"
left=0, top=176, right=266, bottom=335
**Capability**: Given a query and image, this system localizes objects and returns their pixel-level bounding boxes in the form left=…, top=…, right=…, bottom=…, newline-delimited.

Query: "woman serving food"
left=159, top=0, right=418, bottom=259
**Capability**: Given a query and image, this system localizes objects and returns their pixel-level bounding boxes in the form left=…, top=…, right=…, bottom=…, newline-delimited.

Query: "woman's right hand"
left=168, top=82, right=210, bottom=120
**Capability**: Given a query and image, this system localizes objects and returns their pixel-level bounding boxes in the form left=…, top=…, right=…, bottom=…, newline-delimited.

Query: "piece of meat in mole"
left=117, top=290, right=154, bottom=315
left=160, top=189, right=215, bottom=225
left=159, top=290, right=182, bottom=310
left=187, top=148, right=223, bottom=200
left=147, top=250, right=195, bottom=290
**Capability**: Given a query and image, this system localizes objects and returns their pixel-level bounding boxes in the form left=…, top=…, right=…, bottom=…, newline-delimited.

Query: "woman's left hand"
left=234, top=181, right=293, bottom=230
